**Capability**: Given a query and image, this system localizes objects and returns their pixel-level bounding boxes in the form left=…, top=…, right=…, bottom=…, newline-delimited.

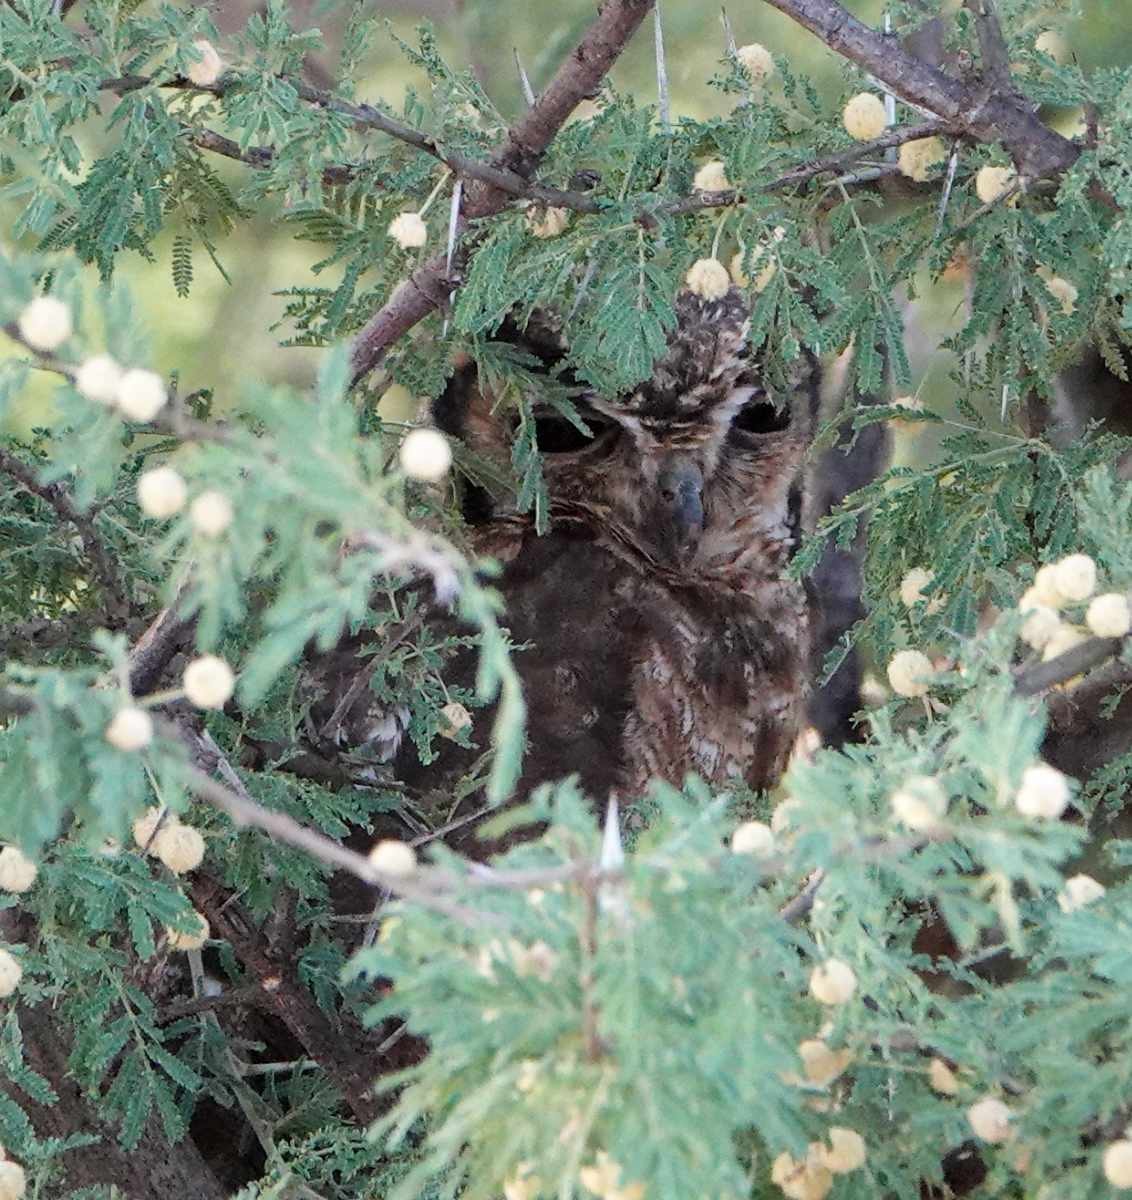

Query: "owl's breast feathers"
left=472, top=509, right=808, bottom=797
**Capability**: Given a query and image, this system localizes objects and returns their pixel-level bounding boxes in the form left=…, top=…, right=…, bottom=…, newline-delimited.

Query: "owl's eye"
left=534, top=412, right=617, bottom=455
left=731, top=395, right=790, bottom=435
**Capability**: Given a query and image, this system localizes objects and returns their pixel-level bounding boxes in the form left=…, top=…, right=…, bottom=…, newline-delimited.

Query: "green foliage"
left=5, top=0, right=1132, bottom=1197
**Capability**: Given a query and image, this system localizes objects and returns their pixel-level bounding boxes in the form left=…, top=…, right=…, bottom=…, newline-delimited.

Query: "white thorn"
left=654, top=3, right=671, bottom=134
left=720, top=7, right=737, bottom=56
left=600, top=796, right=625, bottom=873
left=514, top=48, right=535, bottom=108
left=441, top=179, right=463, bottom=338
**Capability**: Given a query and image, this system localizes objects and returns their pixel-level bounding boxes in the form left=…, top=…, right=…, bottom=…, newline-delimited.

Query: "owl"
left=303, top=288, right=815, bottom=841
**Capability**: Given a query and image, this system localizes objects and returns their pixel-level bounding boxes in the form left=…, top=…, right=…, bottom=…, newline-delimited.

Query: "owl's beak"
left=659, top=461, right=704, bottom=557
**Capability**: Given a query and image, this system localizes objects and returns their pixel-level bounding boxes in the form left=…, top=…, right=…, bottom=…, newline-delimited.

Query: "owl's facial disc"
left=656, top=459, right=705, bottom=561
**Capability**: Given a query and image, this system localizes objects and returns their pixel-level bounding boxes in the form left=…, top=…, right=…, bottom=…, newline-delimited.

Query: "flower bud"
left=1106, top=1140, right=1132, bottom=1188
left=685, top=257, right=731, bottom=300
left=166, top=910, right=210, bottom=951
left=809, top=958, right=857, bottom=1005
left=183, top=654, right=235, bottom=709
left=368, top=839, right=417, bottom=877
left=975, top=164, right=1018, bottom=205
left=1015, top=762, right=1071, bottom=820
left=0, top=1158, right=25, bottom=1199
left=886, top=649, right=933, bottom=697
left=968, top=1096, right=1012, bottom=1143
left=116, top=369, right=167, bottom=421
left=17, top=296, right=72, bottom=351
left=693, top=160, right=731, bottom=192
left=1087, top=593, right=1130, bottom=638
left=137, top=466, right=187, bottom=518
left=898, top=136, right=946, bottom=183
left=189, top=490, right=234, bottom=537
left=0, top=949, right=21, bottom=999
left=154, top=823, right=206, bottom=874
left=890, top=775, right=947, bottom=832
left=1057, top=873, right=1105, bottom=912
left=731, top=820, right=775, bottom=857
left=526, top=206, right=570, bottom=238
left=820, top=1127, right=866, bottom=1173
left=399, top=427, right=453, bottom=481
left=105, top=706, right=154, bottom=752
left=0, top=847, right=37, bottom=895
left=387, top=212, right=427, bottom=248
left=75, top=354, right=123, bottom=404
left=842, top=93, right=886, bottom=141
left=1053, top=553, right=1096, bottom=602
left=929, top=1056, right=960, bottom=1096
left=186, top=37, right=223, bottom=87
left=736, top=42, right=775, bottom=83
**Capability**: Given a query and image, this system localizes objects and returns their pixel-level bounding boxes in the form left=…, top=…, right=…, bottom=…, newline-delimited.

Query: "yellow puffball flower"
left=1057, top=872, right=1106, bottom=912
left=771, top=1150, right=833, bottom=1200
left=368, top=839, right=417, bottom=877
left=693, top=160, right=731, bottom=192
left=0, top=1159, right=25, bottom=1200
left=75, top=354, right=123, bottom=404
left=899, top=567, right=944, bottom=613
left=898, top=136, right=946, bottom=183
left=1019, top=603, right=1061, bottom=650
left=154, top=823, right=206, bottom=874
left=1042, top=623, right=1088, bottom=664
left=526, top=206, right=570, bottom=238
left=1105, top=1140, right=1132, bottom=1188
left=137, top=466, right=187, bottom=519
left=929, top=1056, right=960, bottom=1096
left=189, top=490, right=234, bottom=537
left=1053, top=553, right=1097, bottom=602
left=809, top=958, right=857, bottom=1005
left=975, top=164, right=1018, bottom=205
left=1031, top=563, right=1068, bottom=609
left=886, top=649, right=933, bottom=697
left=1044, top=274, right=1078, bottom=315
left=820, top=1127, right=866, bottom=1173
left=842, top=93, right=887, bottom=141
left=116, top=368, right=167, bottom=421
left=17, top=295, right=72, bottom=351
left=0, top=949, right=21, bottom=999
left=132, top=807, right=175, bottom=852
left=736, top=42, right=776, bottom=84
left=387, top=212, right=427, bottom=249
left=105, top=706, right=155, bottom=752
left=1087, top=593, right=1131, bottom=638
left=183, top=654, right=235, bottom=709
left=967, top=1096, right=1013, bottom=1143
left=731, top=820, right=775, bottom=857
left=166, top=910, right=210, bottom=951
left=439, top=701, right=472, bottom=739
left=797, top=1038, right=853, bottom=1087
left=890, top=775, right=948, bottom=832
left=1035, top=30, right=1070, bottom=64
left=685, top=257, right=731, bottom=301
left=186, top=37, right=224, bottom=86
left=503, top=1164, right=542, bottom=1200
left=0, top=847, right=37, bottom=895
left=399, top=427, right=453, bottom=481
left=1015, top=762, right=1071, bottom=820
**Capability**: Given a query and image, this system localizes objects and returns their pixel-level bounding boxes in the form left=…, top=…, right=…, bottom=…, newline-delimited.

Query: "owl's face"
left=437, top=288, right=815, bottom=575
left=527, top=290, right=815, bottom=572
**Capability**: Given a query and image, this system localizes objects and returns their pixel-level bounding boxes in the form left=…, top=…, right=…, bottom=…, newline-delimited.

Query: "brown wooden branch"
left=758, top=0, right=1079, bottom=180
left=0, top=439, right=132, bottom=624
left=963, top=0, right=1014, bottom=90
left=349, top=0, right=655, bottom=385
left=1014, top=636, right=1124, bottom=696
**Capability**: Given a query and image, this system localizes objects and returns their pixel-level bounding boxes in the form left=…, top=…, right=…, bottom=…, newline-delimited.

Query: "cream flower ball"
left=693, top=160, right=731, bottom=192
left=438, top=700, right=472, bottom=739
left=685, top=257, right=731, bottom=301
left=809, top=958, right=857, bottom=1005
left=0, top=847, right=36, bottom=894
left=105, top=706, right=154, bottom=752
left=1087, top=593, right=1131, bottom=638
left=731, top=820, right=775, bottom=857
left=136, top=466, right=187, bottom=519
left=116, top=368, right=167, bottom=421
left=1020, top=603, right=1061, bottom=650
left=1053, top=553, right=1096, bottom=602
left=154, top=823, right=206, bottom=874
left=1035, top=30, right=1070, bottom=64
left=975, top=164, right=1018, bottom=205
left=17, top=295, right=72, bottom=351
left=736, top=42, right=775, bottom=84
left=1041, top=623, right=1087, bottom=663
left=0, top=949, right=22, bottom=999
left=399, top=427, right=453, bottom=481
left=526, top=206, right=570, bottom=238
left=929, top=1056, right=960, bottom=1095
left=820, top=1127, right=866, bottom=1173
left=898, top=136, right=947, bottom=183
left=369, top=839, right=417, bottom=877
left=1015, top=762, right=1071, bottom=820
left=132, top=806, right=174, bottom=852
left=967, top=1096, right=1012, bottom=1143
left=186, top=37, right=224, bottom=87
left=0, top=1158, right=25, bottom=1200
left=75, top=354, right=123, bottom=404
left=843, top=92, right=887, bottom=141
left=387, top=211, right=427, bottom=248
left=1031, top=563, right=1067, bottom=608
left=183, top=655, right=235, bottom=709
left=1057, top=872, right=1105, bottom=912
left=1104, top=1139, right=1132, bottom=1188
left=189, top=490, right=234, bottom=537
left=797, top=1038, right=852, bottom=1086
left=890, top=775, right=948, bottom=832
left=166, top=910, right=210, bottom=951
left=887, top=649, right=933, bottom=697
left=1044, top=274, right=1078, bottom=315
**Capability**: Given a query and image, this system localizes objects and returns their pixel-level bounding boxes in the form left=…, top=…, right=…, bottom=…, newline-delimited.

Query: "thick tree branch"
left=964, top=0, right=1013, bottom=89
left=349, top=0, right=655, bottom=385
left=757, top=0, right=1079, bottom=180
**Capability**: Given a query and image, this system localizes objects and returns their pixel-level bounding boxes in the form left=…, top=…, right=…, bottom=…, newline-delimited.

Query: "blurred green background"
left=1, top=0, right=1122, bottom=438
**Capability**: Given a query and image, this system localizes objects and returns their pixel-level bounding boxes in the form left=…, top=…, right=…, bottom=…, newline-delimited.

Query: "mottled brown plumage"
left=305, top=288, right=814, bottom=836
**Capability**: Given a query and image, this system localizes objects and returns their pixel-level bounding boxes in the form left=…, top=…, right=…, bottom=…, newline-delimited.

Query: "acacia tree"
left=3, top=0, right=1132, bottom=1196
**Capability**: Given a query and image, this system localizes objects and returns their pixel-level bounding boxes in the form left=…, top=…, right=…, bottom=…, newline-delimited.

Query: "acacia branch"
left=349, top=0, right=655, bottom=385
left=757, top=0, right=1079, bottom=180
left=0, top=439, right=131, bottom=623
left=964, top=0, right=1013, bottom=89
